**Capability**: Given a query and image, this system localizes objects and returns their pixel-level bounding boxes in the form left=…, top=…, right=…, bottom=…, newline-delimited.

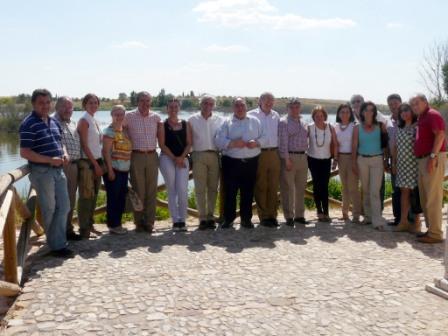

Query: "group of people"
left=18, top=89, right=446, bottom=257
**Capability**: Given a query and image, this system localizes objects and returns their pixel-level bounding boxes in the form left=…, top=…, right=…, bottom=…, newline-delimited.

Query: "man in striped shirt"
left=19, top=89, right=73, bottom=258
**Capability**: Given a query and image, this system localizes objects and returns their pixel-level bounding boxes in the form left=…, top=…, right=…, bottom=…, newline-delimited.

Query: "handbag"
left=127, top=184, right=143, bottom=211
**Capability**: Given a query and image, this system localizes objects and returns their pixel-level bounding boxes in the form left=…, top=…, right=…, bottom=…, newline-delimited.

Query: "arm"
left=20, top=148, right=63, bottom=167
left=381, top=123, right=389, bottom=171
left=102, top=135, right=115, bottom=181
left=181, top=122, right=192, bottom=158
left=330, top=125, right=339, bottom=169
left=278, top=121, right=289, bottom=160
left=77, top=119, right=103, bottom=177
left=157, top=122, right=176, bottom=160
left=427, top=130, right=446, bottom=174
left=351, top=125, right=359, bottom=175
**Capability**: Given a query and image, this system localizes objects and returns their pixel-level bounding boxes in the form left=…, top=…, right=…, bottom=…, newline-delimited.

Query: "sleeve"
left=430, top=113, right=446, bottom=132
left=214, top=120, right=231, bottom=150
left=103, top=127, right=114, bottom=139
left=19, top=120, right=35, bottom=149
left=278, top=121, right=288, bottom=159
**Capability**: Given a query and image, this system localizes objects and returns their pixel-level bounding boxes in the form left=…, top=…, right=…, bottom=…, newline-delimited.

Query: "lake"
left=0, top=110, right=335, bottom=193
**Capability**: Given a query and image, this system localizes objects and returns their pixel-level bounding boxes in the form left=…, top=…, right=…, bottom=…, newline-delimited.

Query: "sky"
left=1, top=0, right=447, bottom=103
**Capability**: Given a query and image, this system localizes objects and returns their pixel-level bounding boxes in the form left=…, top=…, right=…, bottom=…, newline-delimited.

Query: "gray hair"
left=350, top=94, right=364, bottom=105
left=200, top=94, right=216, bottom=106
left=410, top=93, right=428, bottom=104
left=259, top=92, right=274, bottom=102
left=137, top=91, right=152, bottom=103
left=55, top=96, right=72, bottom=111
left=232, top=97, right=247, bottom=107
left=110, top=104, right=126, bottom=116
left=287, top=97, right=301, bottom=109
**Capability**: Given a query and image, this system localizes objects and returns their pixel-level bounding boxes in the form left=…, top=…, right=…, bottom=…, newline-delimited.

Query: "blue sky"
left=1, top=0, right=447, bottom=103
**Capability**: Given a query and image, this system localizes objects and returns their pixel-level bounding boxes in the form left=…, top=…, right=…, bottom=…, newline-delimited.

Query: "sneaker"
left=66, top=231, right=82, bottom=241
left=240, top=220, right=254, bottom=229
left=173, top=222, right=187, bottom=232
left=109, top=226, right=128, bottom=235
left=294, top=217, right=308, bottom=225
left=198, top=220, right=208, bottom=231
left=285, top=218, right=294, bottom=227
left=51, top=248, right=74, bottom=258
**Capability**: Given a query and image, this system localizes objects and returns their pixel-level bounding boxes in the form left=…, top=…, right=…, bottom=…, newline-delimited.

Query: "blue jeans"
left=29, top=164, right=70, bottom=251
left=103, top=170, right=129, bottom=228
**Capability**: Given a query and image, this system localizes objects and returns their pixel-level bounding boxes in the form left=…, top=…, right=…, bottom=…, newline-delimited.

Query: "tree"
left=419, top=41, right=448, bottom=104
left=129, top=91, right=137, bottom=106
left=118, top=92, right=127, bottom=103
left=442, top=62, right=448, bottom=98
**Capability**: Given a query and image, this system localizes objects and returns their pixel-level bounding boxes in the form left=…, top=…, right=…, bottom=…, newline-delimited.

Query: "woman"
left=352, top=101, right=388, bottom=230
left=391, top=103, right=422, bottom=233
left=158, top=98, right=192, bottom=231
left=102, top=105, right=132, bottom=235
left=77, top=93, right=104, bottom=239
left=308, top=106, right=338, bottom=222
left=334, top=104, right=361, bottom=223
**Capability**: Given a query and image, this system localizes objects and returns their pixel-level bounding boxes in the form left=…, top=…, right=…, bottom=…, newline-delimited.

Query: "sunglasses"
left=400, top=107, right=411, bottom=113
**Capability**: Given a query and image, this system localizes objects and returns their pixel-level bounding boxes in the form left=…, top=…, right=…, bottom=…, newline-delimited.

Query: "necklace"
left=339, top=123, right=350, bottom=132
left=314, top=124, right=326, bottom=148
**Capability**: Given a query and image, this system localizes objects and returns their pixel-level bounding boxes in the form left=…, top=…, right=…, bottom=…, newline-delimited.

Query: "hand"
left=332, top=159, right=338, bottom=170
left=285, top=158, right=293, bottom=171
left=107, top=169, right=116, bottom=181
left=94, top=163, right=104, bottom=177
left=175, top=157, right=186, bottom=168
left=352, top=164, right=359, bottom=176
left=49, top=157, right=63, bottom=167
left=62, top=155, right=70, bottom=166
left=230, top=139, right=246, bottom=149
left=246, top=140, right=258, bottom=149
left=427, top=157, right=437, bottom=174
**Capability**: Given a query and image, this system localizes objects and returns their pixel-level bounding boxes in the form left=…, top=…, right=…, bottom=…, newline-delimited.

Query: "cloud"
left=193, top=0, right=356, bottom=30
left=386, top=22, right=404, bottom=29
left=112, top=41, right=149, bottom=49
left=204, top=44, right=250, bottom=53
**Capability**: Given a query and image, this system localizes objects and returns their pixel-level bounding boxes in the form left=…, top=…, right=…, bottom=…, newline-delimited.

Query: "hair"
left=387, top=93, right=402, bottom=103
left=200, top=94, right=216, bottom=106
left=166, top=96, right=181, bottom=107
left=232, top=97, right=247, bottom=107
left=136, top=91, right=152, bottom=103
left=311, top=105, right=328, bottom=121
left=410, top=93, right=429, bottom=104
left=110, top=105, right=126, bottom=116
left=287, top=97, right=301, bottom=109
left=359, top=101, right=378, bottom=124
left=31, top=89, right=52, bottom=103
left=397, top=103, right=417, bottom=128
left=350, top=94, right=364, bottom=105
left=55, top=96, right=72, bottom=111
left=82, top=93, right=100, bottom=109
left=336, top=103, right=355, bottom=123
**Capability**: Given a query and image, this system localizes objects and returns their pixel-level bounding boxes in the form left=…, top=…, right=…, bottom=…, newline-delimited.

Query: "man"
left=215, top=97, right=262, bottom=229
left=249, top=92, right=280, bottom=227
left=411, top=94, right=446, bottom=244
left=188, top=95, right=224, bottom=230
left=19, top=89, right=73, bottom=257
left=54, top=96, right=82, bottom=241
left=124, top=91, right=160, bottom=234
left=278, top=98, right=309, bottom=227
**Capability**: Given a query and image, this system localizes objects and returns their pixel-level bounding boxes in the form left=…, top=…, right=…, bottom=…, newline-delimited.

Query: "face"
left=167, top=101, right=180, bottom=118
left=363, top=105, right=375, bottom=123
left=85, top=97, right=99, bottom=114
left=56, top=100, right=74, bottom=122
left=200, top=98, right=215, bottom=114
left=339, top=107, right=351, bottom=124
left=351, top=97, right=363, bottom=113
left=260, top=95, right=274, bottom=112
left=288, top=103, right=301, bottom=119
left=138, top=94, right=152, bottom=113
left=388, top=98, right=402, bottom=117
left=233, top=99, right=247, bottom=119
left=410, top=97, right=428, bottom=115
left=313, top=110, right=326, bottom=124
left=33, top=95, right=52, bottom=117
left=112, top=109, right=125, bottom=125
left=399, top=105, right=412, bottom=123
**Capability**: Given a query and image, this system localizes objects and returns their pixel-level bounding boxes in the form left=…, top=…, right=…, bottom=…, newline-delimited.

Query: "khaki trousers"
left=418, top=154, right=446, bottom=240
left=130, top=152, right=159, bottom=227
left=338, top=154, right=361, bottom=219
left=63, top=162, right=78, bottom=233
left=255, top=150, right=281, bottom=221
left=357, top=155, right=385, bottom=227
left=78, top=160, right=101, bottom=234
left=280, top=154, right=308, bottom=219
left=192, top=151, right=220, bottom=221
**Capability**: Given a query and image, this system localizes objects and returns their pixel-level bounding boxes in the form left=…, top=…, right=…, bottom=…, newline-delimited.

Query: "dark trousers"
left=222, top=155, right=259, bottom=223
left=308, top=157, right=331, bottom=216
left=391, top=174, right=401, bottom=223
left=103, top=169, right=129, bottom=228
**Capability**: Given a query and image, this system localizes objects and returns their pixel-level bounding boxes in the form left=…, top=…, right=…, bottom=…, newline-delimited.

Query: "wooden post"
left=3, top=189, right=18, bottom=284
left=33, top=203, right=45, bottom=236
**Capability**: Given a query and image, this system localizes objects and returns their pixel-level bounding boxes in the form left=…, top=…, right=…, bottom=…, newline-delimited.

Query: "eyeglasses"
left=351, top=100, right=362, bottom=104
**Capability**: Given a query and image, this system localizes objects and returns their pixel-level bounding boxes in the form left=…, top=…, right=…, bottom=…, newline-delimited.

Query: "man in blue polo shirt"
left=19, top=89, right=73, bottom=258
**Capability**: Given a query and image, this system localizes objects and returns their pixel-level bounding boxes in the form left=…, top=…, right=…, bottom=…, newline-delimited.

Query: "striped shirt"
left=124, top=109, right=160, bottom=151
left=54, top=114, right=81, bottom=161
left=19, top=111, right=64, bottom=158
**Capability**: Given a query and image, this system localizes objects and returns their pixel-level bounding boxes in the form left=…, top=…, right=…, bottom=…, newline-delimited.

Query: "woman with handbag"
left=307, top=106, right=338, bottom=222
left=158, top=98, right=192, bottom=231
left=102, top=105, right=133, bottom=235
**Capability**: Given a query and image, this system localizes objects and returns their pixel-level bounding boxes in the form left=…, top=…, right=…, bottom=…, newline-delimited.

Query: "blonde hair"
left=110, top=105, right=126, bottom=116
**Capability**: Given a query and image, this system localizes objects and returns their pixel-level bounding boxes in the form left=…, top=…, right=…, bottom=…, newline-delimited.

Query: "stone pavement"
left=3, top=208, right=448, bottom=336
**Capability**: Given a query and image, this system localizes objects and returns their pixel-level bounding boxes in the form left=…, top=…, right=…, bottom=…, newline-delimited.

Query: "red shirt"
left=414, top=108, right=446, bottom=157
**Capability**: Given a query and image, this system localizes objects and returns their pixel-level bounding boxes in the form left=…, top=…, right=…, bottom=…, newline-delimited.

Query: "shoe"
left=198, top=220, right=208, bottom=231
left=269, top=218, right=279, bottom=227
left=221, top=222, right=233, bottom=229
left=361, top=219, right=372, bottom=225
left=294, top=217, right=308, bottom=225
left=285, top=218, right=294, bottom=227
left=240, top=220, right=254, bottom=229
left=321, top=216, right=332, bottom=223
left=417, top=231, right=428, bottom=238
left=417, top=235, right=444, bottom=244
left=66, top=232, right=82, bottom=241
left=51, top=247, right=74, bottom=258
left=109, top=226, right=128, bottom=235
left=374, top=225, right=386, bottom=231
left=260, top=219, right=272, bottom=227
left=173, top=222, right=187, bottom=232
left=342, top=214, right=349, bottom=221
left=394, top=221, right=410, bottom=232
left=144, top=223, right=154, bottom=234
left=91, top=227, right=103, bottom=236
left=387, top=221, right=399, bottom=226
left=206, top=219, right=216, bottom=230
left=352, top=217, right=361, bottom=224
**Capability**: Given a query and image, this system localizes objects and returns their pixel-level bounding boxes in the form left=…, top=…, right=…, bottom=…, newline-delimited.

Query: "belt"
left=339, top=152, right=352, bottom=155
left=132, top=150, right=156, bottom=154
left=226, top=155, right=258, bottom=163
left=29, top=162, right=52, bottom=167
left=359, top=154, right=382, bottom=158
left=261, top=147, right=278, bottom=152
left=70, top=159, right=80, bottom=164
left=197, top=150, right=217, bottom=153
left=416, top=154, right=430, bottom=159
left=288, top=151, right=305, bottom=154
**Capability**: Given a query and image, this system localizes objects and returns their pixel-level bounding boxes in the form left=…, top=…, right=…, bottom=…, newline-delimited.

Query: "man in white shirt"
left=248, top=92, right=281, bottom=227
left=188, top=95, right=224, bottom=230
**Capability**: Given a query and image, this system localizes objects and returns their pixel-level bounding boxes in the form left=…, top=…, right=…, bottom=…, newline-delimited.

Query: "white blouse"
left=308, top=123, right=332, bottom=159
left=334, top=122, right=355, bottom=154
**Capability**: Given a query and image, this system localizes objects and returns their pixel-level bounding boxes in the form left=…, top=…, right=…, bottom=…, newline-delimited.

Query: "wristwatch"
left=430, top=153, right=437, bottom=159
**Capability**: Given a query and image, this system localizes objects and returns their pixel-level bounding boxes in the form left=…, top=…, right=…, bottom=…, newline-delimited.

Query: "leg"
left=159, top=155, right=178, bottom=223
left=255, top=152, right=269, bottom=221
left=206, top=153, right=220, bottom=220
left=222, top=156, right=238, bottom=223
left=116, top=171, right=129, bottom=225
left=308, top=157, right=322, bottom=215
left=77, top=160, right=96, bottom=235
left=280, top=159, right=294, bottom=220
left=63, top=163, right=78, bottom=234
left=266, top=151, right=280, bottom=219
left=130, top=153, right=146, bottom=228
left=357, top=156, right=371, bottom=222
left=338, top=155, right=350, bottom=217
left=51, top=168, right=70, bottom=248
left=391, top=174, right=401, bottom=224
left=347, top=157, right=361, bottom=220
left=146, top=153, right=159, bottom=227
left=239, top=157, right=259, bottom=222
left=369, top=157, right=385, bottom=228
left=175, top=159, right=190, bottom=222
left=192, top=152, right=208, bottom=221
left=321, top=159, right=331, bottom=216
left=294, top=155, right=308, bottom=219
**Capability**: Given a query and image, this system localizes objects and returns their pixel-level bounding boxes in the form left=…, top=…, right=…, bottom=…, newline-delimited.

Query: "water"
left=0, top=110, right=335, bottom=193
